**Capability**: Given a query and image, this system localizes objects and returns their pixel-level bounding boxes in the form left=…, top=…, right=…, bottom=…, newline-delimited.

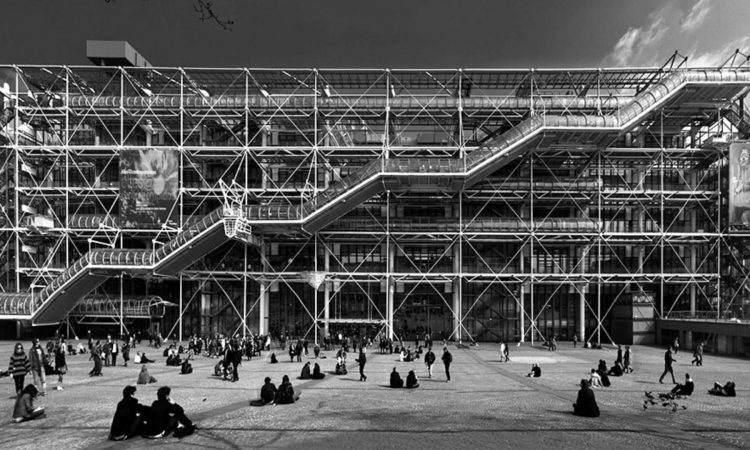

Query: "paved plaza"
left=0, top=340, right=748, bottom=449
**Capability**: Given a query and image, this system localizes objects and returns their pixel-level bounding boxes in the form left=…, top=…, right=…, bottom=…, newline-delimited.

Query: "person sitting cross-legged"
left=390, top=367, right=404, bottom=388
left=406, top=370, right=420, bottom=389
left=250, top=377, right=277, bottom=406
left=274, top=375, right=300, bottom=404
left=144, top=386, right=196, bottom=439
left=573, top=379, right=600, bottom=417
left=311, top=363, right=325, bottom=379
left=109, top=385, right=149, bottom=440
left=299, top=362, right=312, bottom=380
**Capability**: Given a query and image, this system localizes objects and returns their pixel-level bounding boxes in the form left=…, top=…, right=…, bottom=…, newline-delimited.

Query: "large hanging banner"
left=119, top=148, right=179, bottom=228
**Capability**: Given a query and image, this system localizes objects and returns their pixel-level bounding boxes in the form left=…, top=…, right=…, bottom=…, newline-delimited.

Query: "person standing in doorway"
left=442, top=347, right=453, bottom=382
left=357, top=347, right=367, bottom=382
left=659, top=346, right=677, bottom=384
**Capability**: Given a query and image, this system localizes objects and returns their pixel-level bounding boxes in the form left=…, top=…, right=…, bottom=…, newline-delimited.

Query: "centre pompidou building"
left=1, top=56, right=750, bottom=345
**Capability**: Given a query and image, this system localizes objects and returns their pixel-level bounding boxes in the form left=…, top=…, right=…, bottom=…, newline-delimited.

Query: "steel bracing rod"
left=581, top=282, right=621, bottom=345
left=387, top=72, right=462, bottom=147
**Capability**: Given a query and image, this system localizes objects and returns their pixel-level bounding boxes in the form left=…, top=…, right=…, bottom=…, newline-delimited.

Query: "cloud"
left=604, top=12, right=668, bottom=66
left=688, top=36, right=750, bottom=67
left=681, top=0, right=711, bottom=32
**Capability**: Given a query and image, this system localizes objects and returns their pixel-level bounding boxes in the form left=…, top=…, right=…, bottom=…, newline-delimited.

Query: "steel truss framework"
left=2, top=62, right=750, bottom=344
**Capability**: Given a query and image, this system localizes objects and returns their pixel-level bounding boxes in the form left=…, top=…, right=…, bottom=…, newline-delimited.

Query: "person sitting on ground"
left=708, top=381, right=736, bottom=397
left=274, top=375, right=300, bottom=404
left=608, top=360, right=624, bottom=377
left=526, top=363, right=541, bottom=378
left=311, top=363, right=325, bottom=380
left=406, top=370, right=419, bottom=389
left=299, top=362, right=312, bottom=380
left=12, top=384, right=45, bottom=423
left=109, top=385, right=148, bottom=440
left=180, top=358, right=193, bottom=375
left=166, top=352, right=181, bottom=367
left=270, top=353, right=278, bottom=364
left=250, top=377, right=277, bottom=406
left=144, top=386, right=196, bottom=439
left=335, top=354, right=348, bottom=375
left=138, top=352, right=155, bottom=364
left=660, top=373, right=694, bottom=399
left=399, top=349, right=405, bottom=362
left=76, top=341, right=86, bottom=355
left=596, top=360, right=611, bottom=387
left=573, top=379, right=600, bottom=417
left=390, top=367, right=404, bottom=388
left=588, top=369, right=602, bottom=388
left=137, top=365, right=157, bottom=385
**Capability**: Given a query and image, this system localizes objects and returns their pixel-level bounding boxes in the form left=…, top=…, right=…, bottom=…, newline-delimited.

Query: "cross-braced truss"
left=1, top=61, right=750, bottom=344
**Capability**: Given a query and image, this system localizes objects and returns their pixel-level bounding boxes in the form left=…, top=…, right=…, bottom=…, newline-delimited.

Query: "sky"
left=0, top=0, right=749, bottom=68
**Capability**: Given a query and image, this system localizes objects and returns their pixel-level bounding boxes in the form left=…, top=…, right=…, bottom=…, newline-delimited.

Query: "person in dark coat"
left=270, top=352, right=278, bottom=364
left=691, top=342, right=704, bottom=366
left=573, top=379, right=600, bottom=417
left=424, top=347, right=436, bottom=378
left=229, top=343, right=241, bottom=382
left=406, top=370, right=419, bottom=388
left=442, top=347, right=453, bottom=382
left=666, top=373, right=694, bottom=398
left=708, top=381, right=736, bottom=397
left=659, top=347, right=677, bottom=384
left=109, top=386, right=148, bottom=440
left=288, top=344, right=296, bottom=363
left=312, top=363, right=325, bottom=379
left=28, top=338, right=47, bottom=395
left=250, top=377, right=278, bottom=406
left=274, top=375, right=300, bottom=404
left=295, top=341, right=304, bottom=362
left=526, top=364, right=541, bottom=378
left=596, top=360, right=611, bottom=387
left=608, top=361, right=624, bottom=377
left=357, top=347, right=367, bottom=382
left=615, top=345, right=623, bottom=365
left=390, top=367, right=404, bottom=388
left=299, top=362, right=312, bottom=380
left=314, top=344, right=320, bottom=358
left=144, top=386, right=196, bottom=438
left=260, top=377, right=277, bottom=404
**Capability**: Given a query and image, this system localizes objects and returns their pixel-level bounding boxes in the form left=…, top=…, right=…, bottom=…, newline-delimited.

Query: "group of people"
left=6, top=332, right=743, bottom=438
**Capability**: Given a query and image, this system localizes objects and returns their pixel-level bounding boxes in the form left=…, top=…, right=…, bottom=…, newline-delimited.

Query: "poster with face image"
left=119, top=148, right=179, bottom=228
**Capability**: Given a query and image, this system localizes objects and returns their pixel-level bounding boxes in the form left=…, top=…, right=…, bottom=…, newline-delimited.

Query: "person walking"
left=28, top=338, right=47, bottom=396
left=691, top=341, right=704, bottom=366
left=424, top=347, right=436, bottom=377
left=499, top=341, right=506, bottom=362
left=357, top=347, right=367, bottom=382
left=572, top=333, right=578, bottom=349
left=442, top=347, right=453, bottom=382
left=8, top=343, right=31, bottom=397
left=659, top=346, right=677, bottom=384
left=54, top=339, right=67, bottom=391
left=615, top=345, right=623, bottom=366
left=623, top=346, right=633, bottom=374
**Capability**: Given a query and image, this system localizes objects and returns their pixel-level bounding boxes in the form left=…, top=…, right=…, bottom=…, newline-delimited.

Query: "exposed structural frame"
left=1, top=62, right=750, bottom=345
